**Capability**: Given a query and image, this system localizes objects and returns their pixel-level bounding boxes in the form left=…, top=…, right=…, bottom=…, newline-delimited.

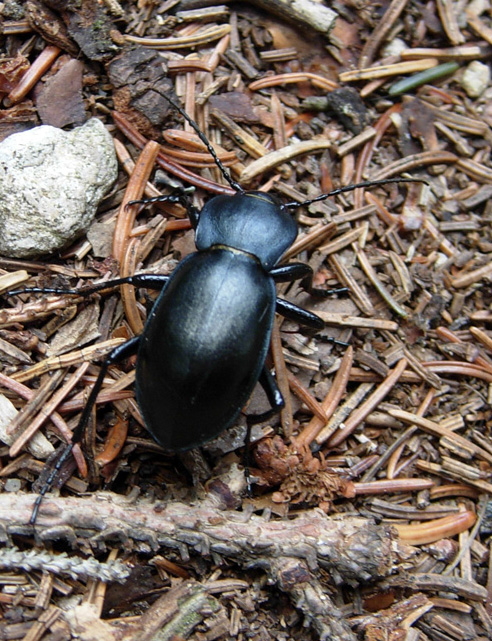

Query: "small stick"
left=316, top=313, right=399, bottom=331
left=390, top=409, right=492, bottom=464
left=354, top=478, right=434, bottom=495
left=358, top=0, right=409, bottom=68
left=393, top=511, right=476, bottom=546
left=240, top=139, right=333, bottom=184
left=329, top=254, right=375, bottom=316
left=121, top=238, right=144, bottom=334
left=10, top=338, right=126, bottom=383
left=113, top=141, right=161, bottom=264
left=249, top=72, right=337, bottom=91
left=270, top=319, right=293, bottom=439
left=286, top=370, right=328, bottom=423
left=326, top=359, right=408, bottom=448
left=9, top=363, right=91, bottom=458
left=370, top=150, right=458, bottom=181
left=7, top=45, right=60, bottom=105
left=401, top=44, right=488, bottom=59
left=112, top=112, right=235, bottom=196
left=124, top=24, right=231, bottom=49
left=340, top=59, right=438, bottom=83
left=294, top=346, right=353, bottom=448
left=355, top=246, right=408, bottom=318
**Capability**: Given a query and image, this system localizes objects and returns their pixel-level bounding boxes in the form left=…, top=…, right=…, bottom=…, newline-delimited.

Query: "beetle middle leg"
left=7, top=274, right=171, bottom=298
left=271, top=262, right=347, bottom=298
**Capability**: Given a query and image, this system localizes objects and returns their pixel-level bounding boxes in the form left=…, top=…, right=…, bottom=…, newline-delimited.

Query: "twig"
left=113, top=141, right=160, bottom=264
left=359, top=0, right=410, bottom=68
left=6, top=45, right=60, bottom=105
left=326, top=359, right=408, bottom=447
left=295, top=346, right=353, bottom=448
left=0, top=546, right=129, bottom=582
left=0, top=492, right=400, bottom=585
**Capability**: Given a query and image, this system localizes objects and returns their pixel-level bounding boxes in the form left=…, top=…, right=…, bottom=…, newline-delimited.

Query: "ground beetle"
left=7, top=94, right=418, bottom=523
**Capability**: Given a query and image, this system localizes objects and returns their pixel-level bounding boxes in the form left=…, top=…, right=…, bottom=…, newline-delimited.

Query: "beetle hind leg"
left=243, top=367, right=284, bottom=493
left=246, top=366, right=285, bottom=425
left=30, top=336, right=141, bottom=525
left=128, top=188, right=201, bottom=229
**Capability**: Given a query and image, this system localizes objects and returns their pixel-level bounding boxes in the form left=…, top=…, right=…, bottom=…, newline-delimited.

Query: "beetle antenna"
left=284, top=177, right=426, bottom=208
left=161, top=92, right=245, bottom=194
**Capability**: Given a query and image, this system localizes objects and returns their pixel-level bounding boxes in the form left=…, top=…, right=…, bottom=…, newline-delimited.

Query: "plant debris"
left=1, top=1, right=492, bottom=639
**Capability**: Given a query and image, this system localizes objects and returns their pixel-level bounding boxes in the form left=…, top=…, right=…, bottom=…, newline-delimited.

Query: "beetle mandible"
left=7, top=93, right=416, bottom=523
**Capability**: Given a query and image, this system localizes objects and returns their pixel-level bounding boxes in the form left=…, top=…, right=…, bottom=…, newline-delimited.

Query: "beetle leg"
left=276, top=299, right=348, bottom=345
left=276, top=298, right=324, bottom=330
left=30, top=336, right=141, bottom=525
left=7, top=274, right=170, bottom=298
left=246, top=366, right=285, bottom=425
left=270, top=262, right=312, bottom=282
left=243, top=367, right=285, bottom=494
left=128, top=189, right=201, bottom=229
left=270, top=263, right=347, bottom=297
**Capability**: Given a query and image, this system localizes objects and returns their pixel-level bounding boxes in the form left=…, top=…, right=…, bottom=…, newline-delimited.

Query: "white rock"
left=0, top=119, right=117, bottom=258
left=0, top=394, right=54, bottom=459
left=382, top=37, right=408, bottom=58
left=461, top=61, right=490, bottom=98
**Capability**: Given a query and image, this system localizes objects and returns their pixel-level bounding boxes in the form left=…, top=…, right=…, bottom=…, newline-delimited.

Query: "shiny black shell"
left=135, top=246, right=275, bottom=450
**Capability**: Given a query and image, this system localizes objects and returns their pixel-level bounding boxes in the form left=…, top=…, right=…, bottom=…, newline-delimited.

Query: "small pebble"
left=461, top=61, right=490, bottom=98
left=4, top=479, right=22, bottom=492
left=382, top=37, right=408, bottom=58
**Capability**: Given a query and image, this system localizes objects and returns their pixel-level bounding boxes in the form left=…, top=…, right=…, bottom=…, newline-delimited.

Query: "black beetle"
left=7, top=94, right=418, bottom=523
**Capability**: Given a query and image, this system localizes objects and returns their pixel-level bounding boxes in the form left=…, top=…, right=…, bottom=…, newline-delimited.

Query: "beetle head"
left=195, top=191, right=297, bottom=270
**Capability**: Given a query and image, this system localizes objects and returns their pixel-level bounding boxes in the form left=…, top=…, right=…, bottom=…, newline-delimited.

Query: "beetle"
left=7, top=94, right=418, bottom=523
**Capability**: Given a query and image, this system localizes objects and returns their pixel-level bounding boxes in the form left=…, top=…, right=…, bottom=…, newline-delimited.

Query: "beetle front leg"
left=276, top=298, right=348, bottom=346
left=128, top=189, right=201, bottom=229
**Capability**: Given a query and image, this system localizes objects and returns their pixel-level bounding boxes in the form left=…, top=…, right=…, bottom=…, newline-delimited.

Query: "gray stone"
left=0, top=119, right=117, bottom=258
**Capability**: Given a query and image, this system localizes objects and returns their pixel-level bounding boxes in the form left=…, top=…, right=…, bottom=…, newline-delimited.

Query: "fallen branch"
left=0, top=491, right=399, bottom=583
left=0, top=491, right=406, bottom=640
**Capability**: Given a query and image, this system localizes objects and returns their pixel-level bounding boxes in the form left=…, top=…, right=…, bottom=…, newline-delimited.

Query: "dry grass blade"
left=340, top=59, right=438, bottom=83
left=239, top=139, right=333, bottom=183
left=124, top=24, right=231, bottom=48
